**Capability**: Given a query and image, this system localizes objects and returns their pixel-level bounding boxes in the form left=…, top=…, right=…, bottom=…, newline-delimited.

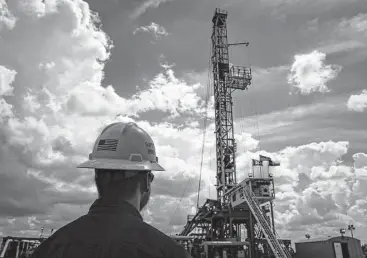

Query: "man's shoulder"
left=141, top=222, right=191, bottom=257
left=47, top=215, right=86, bottom=239
left=31, top=216, right=86, bottom=255
left=142, top=221, right=175, bottom=243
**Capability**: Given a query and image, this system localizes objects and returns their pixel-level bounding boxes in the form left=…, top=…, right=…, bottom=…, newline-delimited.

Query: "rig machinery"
left=0, top=236, right=44, bottom=258
left=172, top=8, right=293, bottom=258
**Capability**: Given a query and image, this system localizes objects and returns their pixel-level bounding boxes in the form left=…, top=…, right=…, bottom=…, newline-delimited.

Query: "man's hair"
left=94, top=169, right=146, bottom=199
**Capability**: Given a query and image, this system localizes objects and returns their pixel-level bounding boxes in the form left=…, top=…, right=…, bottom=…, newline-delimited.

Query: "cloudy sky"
left=0, top=0, right=367, bottom=247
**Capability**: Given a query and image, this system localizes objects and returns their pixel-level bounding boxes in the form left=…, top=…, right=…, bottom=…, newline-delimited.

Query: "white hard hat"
left=77, top=122, right=165, bottom=171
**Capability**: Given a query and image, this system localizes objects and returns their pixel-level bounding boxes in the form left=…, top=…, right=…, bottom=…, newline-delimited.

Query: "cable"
left=233, top=44, right=261, bottom=153
left=196, top=42, right=212, bottom=209
left=208, top=147, right=212, bottom=199
left=168, top=37, right=213, bottom=228
left=247, top=44, right=261, bottom=152
left=252, top=97, right=261, bottom=152
left=168, top=176, right=193, bottom=227
left=252, top=96, right=261, bottom=152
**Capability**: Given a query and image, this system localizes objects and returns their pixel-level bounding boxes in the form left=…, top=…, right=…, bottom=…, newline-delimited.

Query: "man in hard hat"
left=31, top=122, right=191, bottom=258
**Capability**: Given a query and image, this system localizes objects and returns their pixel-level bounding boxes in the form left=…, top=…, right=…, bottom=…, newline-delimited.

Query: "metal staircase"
left=242, top=186, right=292, bottom=258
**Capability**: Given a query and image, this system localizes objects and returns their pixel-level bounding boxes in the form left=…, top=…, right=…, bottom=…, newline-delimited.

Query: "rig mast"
left=173, top=8, right=293, bottom=258
left=212, top=8, right=244, bottom=204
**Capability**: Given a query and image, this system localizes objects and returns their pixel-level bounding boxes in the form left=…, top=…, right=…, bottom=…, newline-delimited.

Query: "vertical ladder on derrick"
left=242, top=186, right=292, bottom=258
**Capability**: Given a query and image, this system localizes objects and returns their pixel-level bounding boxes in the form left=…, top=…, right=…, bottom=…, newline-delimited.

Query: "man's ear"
left=140, top=173, right=150, bottom=194
left=145, top=173, right=151, bottom=193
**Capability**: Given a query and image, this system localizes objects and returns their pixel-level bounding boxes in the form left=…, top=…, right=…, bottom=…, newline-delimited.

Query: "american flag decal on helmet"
left=97, top=139, right=118, bottom=151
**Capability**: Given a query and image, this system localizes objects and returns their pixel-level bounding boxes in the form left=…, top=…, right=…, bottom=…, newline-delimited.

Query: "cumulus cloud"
left=353, top=153, right=367, bottom=179
left=347, top=90, right=367, bottom=112
left=264, top=141, right=367, bottom=239
left=133, top=22, right=169, bottom=39
left=287, top=50, right=342, bottom=95
left=0, top=0, right=209, bottom=236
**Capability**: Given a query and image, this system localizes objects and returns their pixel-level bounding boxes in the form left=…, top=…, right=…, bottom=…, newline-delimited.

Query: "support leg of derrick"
left=229, top=208, right=233, bottom=239
left=248, top=215, right=256, bottom=258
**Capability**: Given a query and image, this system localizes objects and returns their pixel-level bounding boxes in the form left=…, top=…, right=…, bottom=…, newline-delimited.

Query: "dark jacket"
left=30, top=198, right=191, bottom=258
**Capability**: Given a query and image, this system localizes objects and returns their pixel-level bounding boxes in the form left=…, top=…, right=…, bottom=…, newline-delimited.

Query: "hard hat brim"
left=77, top=158, right=165, bottom=171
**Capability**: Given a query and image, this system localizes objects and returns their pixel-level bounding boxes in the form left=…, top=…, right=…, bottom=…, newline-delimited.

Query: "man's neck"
left=124, top=198, right=140, bottom=212
left=100, top=194, right=140, bottom=211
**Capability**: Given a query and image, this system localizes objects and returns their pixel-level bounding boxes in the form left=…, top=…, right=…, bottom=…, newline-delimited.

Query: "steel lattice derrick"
left=211, top=8, right=237, bottom=205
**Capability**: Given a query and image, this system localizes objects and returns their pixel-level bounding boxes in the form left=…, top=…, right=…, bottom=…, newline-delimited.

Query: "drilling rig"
left=171, top=8, right=293, bottom=258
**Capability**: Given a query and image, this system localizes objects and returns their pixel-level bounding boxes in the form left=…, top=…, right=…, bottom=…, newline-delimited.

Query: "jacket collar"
left=88, top=197, right=143, bottom=221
